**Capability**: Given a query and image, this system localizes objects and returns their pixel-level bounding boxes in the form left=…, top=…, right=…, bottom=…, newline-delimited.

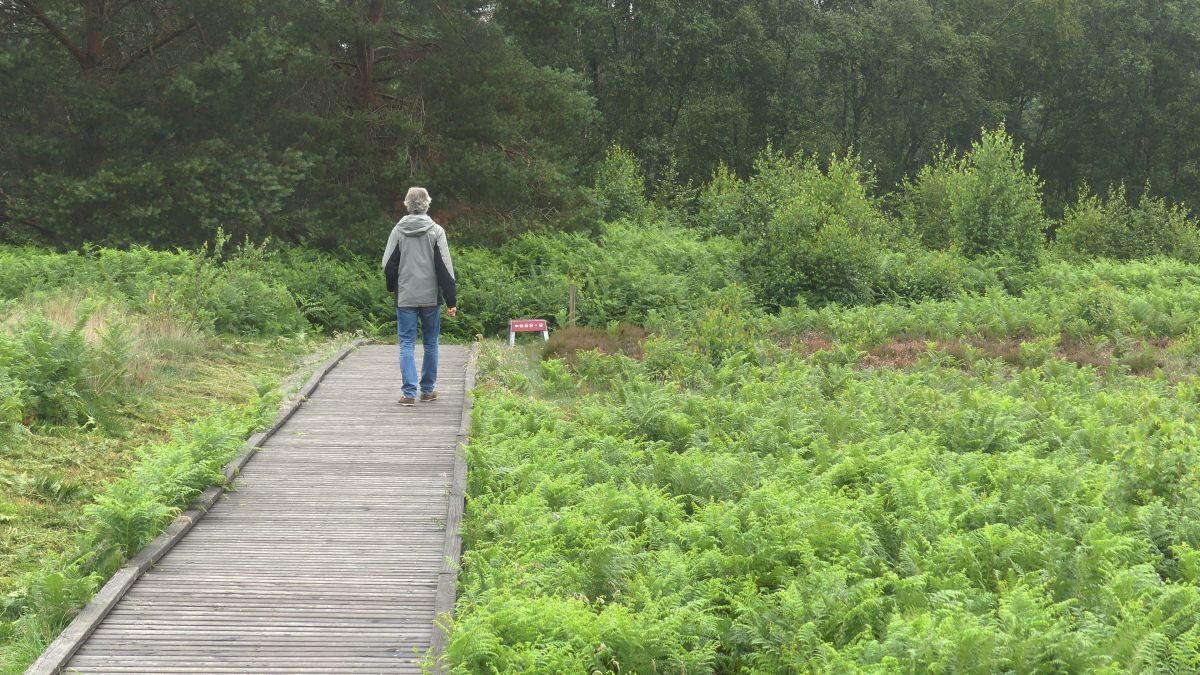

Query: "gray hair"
left=404, top=187, right=431, bottom=214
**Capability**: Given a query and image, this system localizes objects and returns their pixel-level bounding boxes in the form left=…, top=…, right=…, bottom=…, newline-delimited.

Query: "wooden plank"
left=40, top=343, right=476, bottom=674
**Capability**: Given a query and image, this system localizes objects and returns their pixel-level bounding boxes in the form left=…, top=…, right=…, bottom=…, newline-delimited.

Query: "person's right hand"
left=446, top=306, right=457, bottom=318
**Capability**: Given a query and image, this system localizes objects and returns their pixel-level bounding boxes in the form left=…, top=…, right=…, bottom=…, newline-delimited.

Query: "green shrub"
left=878, top=249, right=981, bottom=302
left=451, top=221, right=736, bottom=339
left=899, top=128, right=1047, bottom=264
left=800, top=222, right=882, bottom=307
left=950, top=128, right=1047, bottom=264
left=1, top=311, right=94, bottom=427
left=592, top=145, right=652, bottom=223
left=693, top=163, right=744, bottom=236
left=694, top=147, right=807, bottom=238
left=0, top=304, right=149, bottom=431
left=1055, top=185, right=1200, bottom=262
left=0, top=370, right=23, bottom=445
left=264, top=248, right=380, bottom=334
left=740, top=154, right=887, bottom=309
left=899, top=148, right=959, bottom=250
left=0, top=243, right=306, bottom=336
left=2, top=224, right=730, bottom=344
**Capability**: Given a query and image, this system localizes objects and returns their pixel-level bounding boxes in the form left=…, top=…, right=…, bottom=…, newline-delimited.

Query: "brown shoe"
left=419, top=391, right=438, bottom=402
left=398, top=396, right=416, bottom=406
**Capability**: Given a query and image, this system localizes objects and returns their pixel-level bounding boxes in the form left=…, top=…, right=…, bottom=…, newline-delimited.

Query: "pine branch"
left=115, top=18, right=197, bottom=73
left=16, top=0, right=88, bottom=67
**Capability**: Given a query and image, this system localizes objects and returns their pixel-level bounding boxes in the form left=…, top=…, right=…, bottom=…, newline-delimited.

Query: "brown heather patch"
left=611, top=322, right=648, bottom=360
left=859, top=338, right=948, bottom=368
left=973, top=338, right=1025, bottom=366
left=1058, top=338, right=1113, bottom=369
left=789, top=331, right=1180, bottom=376
left=543, top=323, right=648, bottom=366
left=779, top=331, right=835, bottom=355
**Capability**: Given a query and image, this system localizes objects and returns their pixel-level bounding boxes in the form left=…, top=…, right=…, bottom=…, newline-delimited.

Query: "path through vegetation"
left=50, top=345, right=471, bottom=673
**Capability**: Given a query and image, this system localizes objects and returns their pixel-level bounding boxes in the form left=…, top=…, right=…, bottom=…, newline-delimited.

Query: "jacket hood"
left=397, top=213, right=436, bottom=236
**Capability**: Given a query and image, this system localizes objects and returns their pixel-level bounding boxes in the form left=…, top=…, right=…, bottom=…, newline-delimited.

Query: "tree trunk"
left=352, top=0, right=385, bottom=109
left=81, top=0, right=107, bottom=71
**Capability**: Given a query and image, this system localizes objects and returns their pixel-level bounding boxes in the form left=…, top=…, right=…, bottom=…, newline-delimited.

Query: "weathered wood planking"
left=55, top=344, right=474, bottom=674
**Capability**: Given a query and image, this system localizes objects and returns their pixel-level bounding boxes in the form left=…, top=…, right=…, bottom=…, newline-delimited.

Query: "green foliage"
left=0, top=242, right=306, bottom=336
left=775, top=257, right=1200, bottom=350
left=0, top=308, right=128, bottom=429
left=451, top=282, right=1200, bottom=671
left=449, top=221, right=738, bottom=339
left=900, top=128, right=1047, bottom=264
left=899, top=149, right=960, bottom=250
left=1, top=224, right=734, bottom=346
left=877, top=249, right=996, bottom=303
left=592, top=145, right=652, bottom=223
left=1056, top=185, right=1200, bottom=262
left=733, top=152, right=888, bottom=308
left=694, top=163, right=745, bottom=237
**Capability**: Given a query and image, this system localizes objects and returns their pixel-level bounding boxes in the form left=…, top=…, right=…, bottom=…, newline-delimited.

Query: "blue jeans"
left=396, top=306, right=441, bottom=399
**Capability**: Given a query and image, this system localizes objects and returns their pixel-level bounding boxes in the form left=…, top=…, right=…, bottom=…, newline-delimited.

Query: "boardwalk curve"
left=32, top=344, right=474, bottom=674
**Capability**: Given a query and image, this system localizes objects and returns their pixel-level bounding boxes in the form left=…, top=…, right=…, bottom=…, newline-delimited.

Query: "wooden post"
left=568, top=284, right=577, bottom=326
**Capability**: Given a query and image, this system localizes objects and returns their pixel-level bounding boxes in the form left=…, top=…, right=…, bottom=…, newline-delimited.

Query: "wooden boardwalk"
left=59, top=344, right=472, bottom=673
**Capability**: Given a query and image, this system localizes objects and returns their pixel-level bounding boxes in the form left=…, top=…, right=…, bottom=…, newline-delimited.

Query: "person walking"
left=382, top=187, right=457, bottom=406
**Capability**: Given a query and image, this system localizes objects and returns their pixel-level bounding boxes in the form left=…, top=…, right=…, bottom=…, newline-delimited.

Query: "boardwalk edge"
left=430, top=339, right=480, bottom=673
left=25, top=339, right=365, bottom=675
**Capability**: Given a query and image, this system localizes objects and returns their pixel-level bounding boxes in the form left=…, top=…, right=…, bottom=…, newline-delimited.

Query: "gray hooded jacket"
left=382, top=214, right=456, bottom=308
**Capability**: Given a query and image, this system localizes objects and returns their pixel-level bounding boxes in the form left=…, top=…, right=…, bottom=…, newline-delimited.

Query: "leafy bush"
left=774, top=258, right=1200, bottom=349
left=0, top=309, right=114, bottom=429
left=899, top=128, right=1047, bottom=264
left=1055, top=185, right=1200, bottom=262
left=592, top=145, right=652, bottom=223
left=1, top=224, right=735, bottom=347
left=0, top=243, right=306, bottom=336
left=733, top=154, right=887, bottom=309
left=877, top=249, right=992, bottom=302
left=693, top=163, right=745, bottom=237
left=264, top=248, right=381, bottom=334
left=694, top=149, right=801, bottom=238
left=899, top=148, right=959, bottom=250
left=0, top=370, right=22, bottom=446
left=450, top=220, right=737, bottom=339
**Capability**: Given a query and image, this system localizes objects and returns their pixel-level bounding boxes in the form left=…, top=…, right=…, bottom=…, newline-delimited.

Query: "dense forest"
left=6, top=3, right=1200, bottom=672
left=3, top=0, right=1200, bottom=249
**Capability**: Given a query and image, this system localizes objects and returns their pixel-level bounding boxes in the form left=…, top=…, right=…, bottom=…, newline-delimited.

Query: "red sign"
left=510, top=319, right=548, bottom=332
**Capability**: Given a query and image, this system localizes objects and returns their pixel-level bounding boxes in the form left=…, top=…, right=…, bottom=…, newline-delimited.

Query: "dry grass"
left=1, top=293, right=211, bottom=387
left=794, top=331, right=1182, bottom=377
left=542, top=324, right=648, bottom=366
left=779, top=331, right=835, bottom=355
left=860, top=337, right=945, bottom=368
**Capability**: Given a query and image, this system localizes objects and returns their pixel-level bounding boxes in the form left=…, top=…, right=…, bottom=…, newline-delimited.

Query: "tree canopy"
left=2, top=0, right=1199, bottom=249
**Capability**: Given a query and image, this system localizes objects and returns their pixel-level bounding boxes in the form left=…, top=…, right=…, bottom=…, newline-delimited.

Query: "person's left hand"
left=446, top=306, right=457, bottom=318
